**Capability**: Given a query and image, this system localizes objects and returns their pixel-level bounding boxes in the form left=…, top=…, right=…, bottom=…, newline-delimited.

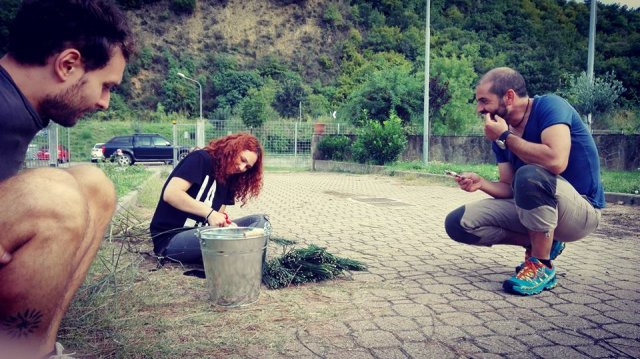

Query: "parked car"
left=36, top=144, right=70, bottom=163
left=102, top=134, right=190, bottom=166
left=91, top=143, right=105, bottom=162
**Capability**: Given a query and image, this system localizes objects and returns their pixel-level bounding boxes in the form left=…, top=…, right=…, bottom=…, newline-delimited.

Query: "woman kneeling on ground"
left=150, top=132, right=269, bottom=264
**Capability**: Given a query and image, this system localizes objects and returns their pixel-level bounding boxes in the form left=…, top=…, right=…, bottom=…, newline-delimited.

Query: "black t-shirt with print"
left=149, top=150, right=234, bottom=254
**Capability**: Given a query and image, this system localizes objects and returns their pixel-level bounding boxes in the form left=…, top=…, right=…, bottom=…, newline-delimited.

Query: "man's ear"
left=53, top=49, right=83, bottom=81
left=504, top=89, right=516, bottom=106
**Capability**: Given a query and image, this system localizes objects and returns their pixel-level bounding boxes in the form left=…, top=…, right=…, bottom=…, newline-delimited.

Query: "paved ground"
left=225, top=171, right=640, bottom=359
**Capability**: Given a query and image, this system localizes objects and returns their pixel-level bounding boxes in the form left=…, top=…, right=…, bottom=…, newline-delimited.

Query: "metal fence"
left=23, top=123, right=72, bottom=170
left=22, top=120, right=354, bottom=170
left=172, top=119, right=355, bottom=168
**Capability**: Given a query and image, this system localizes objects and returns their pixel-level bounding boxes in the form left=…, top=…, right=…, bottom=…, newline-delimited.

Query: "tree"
left=561, top=71, right=626, bottom=127
left=273, top=75, right=308, bottom=118
left=351, top=113, right=407, bottom=165
left=211, top=69, right=263, bottom=109
left=339, top=53, right=422, bottom=127
left=430, top=54, right=477, bottom=135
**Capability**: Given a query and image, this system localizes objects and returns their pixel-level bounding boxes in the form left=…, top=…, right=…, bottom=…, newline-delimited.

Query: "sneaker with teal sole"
left=515, top=240, right=565, bottom=273
left=504, top=257, right=557, bottom=295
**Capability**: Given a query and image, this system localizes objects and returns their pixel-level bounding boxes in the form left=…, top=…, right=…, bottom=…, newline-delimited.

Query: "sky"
left=599, top=0, right=640, bottom=8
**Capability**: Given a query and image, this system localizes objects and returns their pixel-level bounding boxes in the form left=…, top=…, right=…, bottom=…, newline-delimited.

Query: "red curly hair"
left=203, top=132, right=263, bottom=206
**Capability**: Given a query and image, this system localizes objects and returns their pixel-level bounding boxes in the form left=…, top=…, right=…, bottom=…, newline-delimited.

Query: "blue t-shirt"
left=493, top=94, right=605, bottom=208
left=0, top=65, right=48, bottom=181
left=149, top=150, right=235, bottom=253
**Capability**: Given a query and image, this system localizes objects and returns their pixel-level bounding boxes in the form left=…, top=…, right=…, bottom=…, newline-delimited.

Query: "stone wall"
left=403, top=134, right=640, bottom=170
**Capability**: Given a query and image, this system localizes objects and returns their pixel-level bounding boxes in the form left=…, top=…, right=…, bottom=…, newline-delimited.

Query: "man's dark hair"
left=7, top=0, right=134, bottom=71
left=479, top=67, right=529, bottom=98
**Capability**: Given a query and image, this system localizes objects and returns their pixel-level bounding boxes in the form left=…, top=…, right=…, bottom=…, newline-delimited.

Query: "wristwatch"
left=495, top=130, right=512, bottom=150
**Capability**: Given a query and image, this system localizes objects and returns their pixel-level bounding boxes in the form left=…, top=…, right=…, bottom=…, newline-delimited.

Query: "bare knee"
left=65, top=165, right=116, bottom=218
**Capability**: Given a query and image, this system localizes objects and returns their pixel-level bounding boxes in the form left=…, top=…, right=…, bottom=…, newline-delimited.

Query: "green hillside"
left=1, top=0, right=639, bottom=134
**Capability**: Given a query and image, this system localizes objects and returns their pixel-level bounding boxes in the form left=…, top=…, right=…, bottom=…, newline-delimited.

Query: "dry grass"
left=59, top=171, right=365, bottom=358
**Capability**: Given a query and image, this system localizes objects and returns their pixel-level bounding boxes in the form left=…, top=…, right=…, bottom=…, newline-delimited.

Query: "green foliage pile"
left=317, top=135, right=352, bottom=161
left=352, top=113, right=407, bottom=165
left=263, top=243, right=367, bottom=290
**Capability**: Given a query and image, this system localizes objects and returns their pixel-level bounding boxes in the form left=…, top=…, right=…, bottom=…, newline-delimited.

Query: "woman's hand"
left=206, top=211, right=229, bottom=227
left=455, top=172, right=484, bottom=193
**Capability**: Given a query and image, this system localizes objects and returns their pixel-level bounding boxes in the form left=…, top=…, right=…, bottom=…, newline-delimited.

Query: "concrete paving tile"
left=393, top=330, right=428, bottom=343
left=461, top=325, right=495, bottom=337
left=474, top=312, right=507, bottom=322
left=602, top=310, right=640, bottom=324
left=583, top=314, right=620, bottom=325
left=449, top=299, right=498, bottom=313
left=425, top=303, right=457, bottom=314
left=532, top=346, right=591, bottom=359
left=545, top=317, right=598, bottom=331
left=374, top=317, right=419, bottom=332
left=430, top=325, right=470, bottom=340
left=515, top=333, right=554, bottom=347
left=552, top=303, right=601, bottom=316
left=585, top=302, right=620, bottom=313
left=577, top=327, right=618, bottom=340
left=556, top=292, right=602, bottom=305
left=601, top=338, right=640, bottom=357
left=502, top=353, right=539, bottom=359
left=541, top=329, right=596, bottom=346
left=574, top=344, right=619, bottom=358
left=531, top=306, right=566, bottom=317
left=606, top=289, right=640, bottom=300
left=349, top=320, right=380, bottom=331
left=326, top=349, right=376, bottom=359
left=390, top=303, right=433, bottom=317
left=371, top=348, right=409, bottom=359
left=474, top=335, right=529, bottom=354
left=601, top=323, right=640, bottom=339
left=352, top=330, right=403, bottom=348
left=483, top=320, right=536, bottom=336
left=435, top=312, right=483, bottom=327
left=402, top=340, right=459, bottom=359
left=604, top=299, right=638, bottom=312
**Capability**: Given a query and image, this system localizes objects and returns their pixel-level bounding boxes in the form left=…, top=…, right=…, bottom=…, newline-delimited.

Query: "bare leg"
left=0, top=166, right=115, bottom=358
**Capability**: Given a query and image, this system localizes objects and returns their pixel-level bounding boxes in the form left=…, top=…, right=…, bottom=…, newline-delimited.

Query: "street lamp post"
left=423, top=0, right=430, bottom=164
left=177, top=72, right=205, bottom=148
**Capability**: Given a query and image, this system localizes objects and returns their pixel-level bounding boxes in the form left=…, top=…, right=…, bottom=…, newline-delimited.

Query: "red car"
left=36, top=145, right=70, bottom=163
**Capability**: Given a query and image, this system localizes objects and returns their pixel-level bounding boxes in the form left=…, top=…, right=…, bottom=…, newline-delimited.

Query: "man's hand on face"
left=483, top=113, right=509, bottom=141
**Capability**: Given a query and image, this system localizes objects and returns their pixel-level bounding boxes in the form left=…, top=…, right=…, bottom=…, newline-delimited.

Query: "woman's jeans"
left=164, top=214, right=271, bottom=264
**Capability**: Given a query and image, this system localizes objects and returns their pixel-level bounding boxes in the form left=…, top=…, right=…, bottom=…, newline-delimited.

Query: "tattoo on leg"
left=1, top=309, right=43, bottom=338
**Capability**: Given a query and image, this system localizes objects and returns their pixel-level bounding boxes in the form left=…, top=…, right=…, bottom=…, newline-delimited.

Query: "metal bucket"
left=197, top=227, right=268, bottom=307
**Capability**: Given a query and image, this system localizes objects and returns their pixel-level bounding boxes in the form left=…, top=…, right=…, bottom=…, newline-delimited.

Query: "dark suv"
left=102, top=134, right=190, bottom=166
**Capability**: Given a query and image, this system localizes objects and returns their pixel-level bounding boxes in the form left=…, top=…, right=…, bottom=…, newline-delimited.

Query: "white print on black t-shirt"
left=183, top=175, right=216, bottom=227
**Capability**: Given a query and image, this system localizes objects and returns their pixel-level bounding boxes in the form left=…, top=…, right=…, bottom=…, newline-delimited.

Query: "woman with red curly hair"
left=150, top=132, right=269, bottom=264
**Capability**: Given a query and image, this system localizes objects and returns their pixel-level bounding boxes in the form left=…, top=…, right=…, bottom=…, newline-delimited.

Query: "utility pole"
left=586, top=0, right=597, bottom=132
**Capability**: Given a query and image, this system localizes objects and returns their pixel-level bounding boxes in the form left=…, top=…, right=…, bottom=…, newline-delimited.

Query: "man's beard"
left=39, top=80, right=94, bottom=127
left=494, top=98, right=508, bottom=119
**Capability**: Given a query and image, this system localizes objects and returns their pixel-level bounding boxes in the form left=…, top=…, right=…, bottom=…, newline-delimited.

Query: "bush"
left=351, top=114, right=407, bottom=165
left=317, top=135, right=351, bottom=161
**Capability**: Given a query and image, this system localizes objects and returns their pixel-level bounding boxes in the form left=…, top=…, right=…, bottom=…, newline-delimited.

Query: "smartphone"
left=445, top=170, right=466, bottom=179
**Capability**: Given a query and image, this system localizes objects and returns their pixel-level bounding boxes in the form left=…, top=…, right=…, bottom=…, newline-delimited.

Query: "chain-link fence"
left=23, top=120, right=354, bottom=170
left=172, top=119, right=356, bottom=168
left=23, top=123, right=72, bottom=170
